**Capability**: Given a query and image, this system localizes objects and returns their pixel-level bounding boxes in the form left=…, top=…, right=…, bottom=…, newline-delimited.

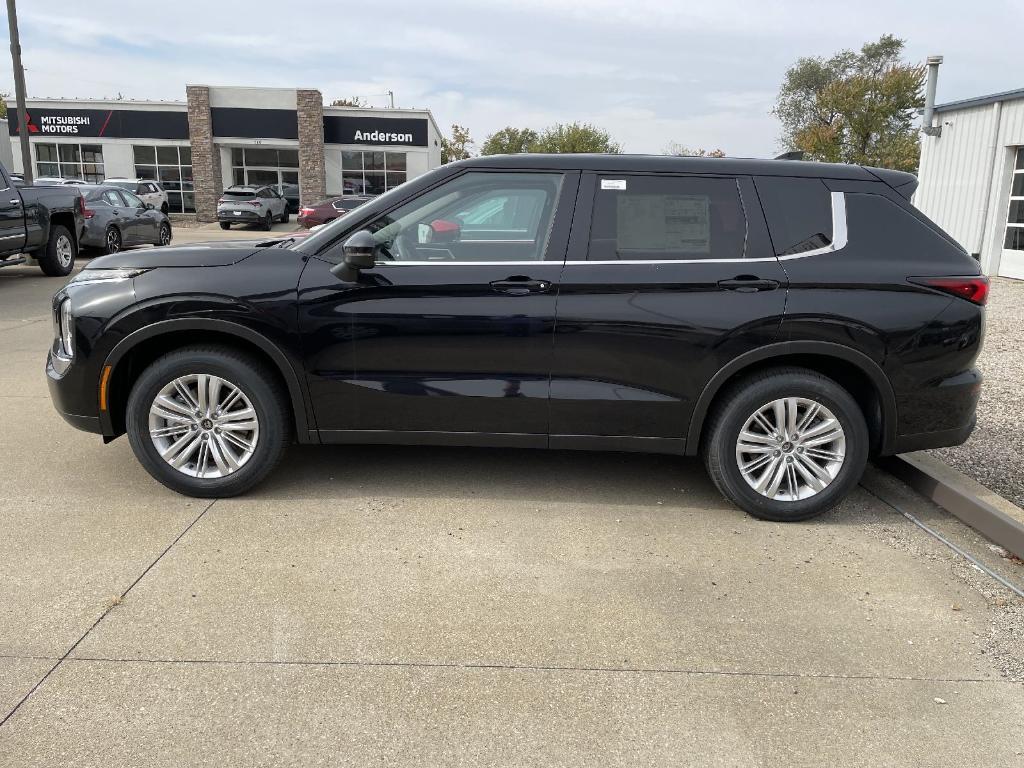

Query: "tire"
left=702, top=367, right=869, bottom=522
left=103, top=226, right=122, bottom=255
left=157, top=222, right=172, bottom=247
left=220, top=222, right=231, bottom=230
left=125, top=346, right=291, bottom=498
left=261, top=212, right=273, bottom=231
left=161, top=202, right=169, bottom=215
left=280, top=209, right=290, bottom=224
left=37, top=223, right=76, bottom=277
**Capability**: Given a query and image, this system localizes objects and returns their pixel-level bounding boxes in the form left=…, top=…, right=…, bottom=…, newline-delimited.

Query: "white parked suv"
left=105, top=179, right=169, bottom=214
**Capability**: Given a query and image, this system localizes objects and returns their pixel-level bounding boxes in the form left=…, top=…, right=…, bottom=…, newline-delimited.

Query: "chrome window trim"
left=369, top=192, right=848, bottom=267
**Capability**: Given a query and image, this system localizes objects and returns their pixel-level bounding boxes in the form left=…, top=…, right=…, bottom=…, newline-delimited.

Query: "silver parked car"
left=78, top=184, right=172, bottom=254
left=217, top=185, right=289, bottom=231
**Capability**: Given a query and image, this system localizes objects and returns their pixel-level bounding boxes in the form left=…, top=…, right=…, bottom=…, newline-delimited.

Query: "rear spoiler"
left=866, top=166, right=918, bottom=200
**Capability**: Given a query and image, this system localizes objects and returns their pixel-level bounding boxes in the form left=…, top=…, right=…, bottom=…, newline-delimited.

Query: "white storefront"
left=915, top=88, right=1024, bottom=279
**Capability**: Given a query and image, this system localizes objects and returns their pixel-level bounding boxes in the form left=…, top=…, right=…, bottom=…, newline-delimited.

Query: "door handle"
left=717, top=276, right=780, bottom=293
left=9, top=199, right=20, bottom=206
left=489, top=276, right=551, bottom=295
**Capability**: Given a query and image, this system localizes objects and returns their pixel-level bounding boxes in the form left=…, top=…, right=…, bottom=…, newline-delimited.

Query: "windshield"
left=106, top=181, right=136, bottom=191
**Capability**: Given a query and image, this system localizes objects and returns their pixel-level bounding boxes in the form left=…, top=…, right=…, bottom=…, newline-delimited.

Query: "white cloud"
left=4, top=0, right=1020, bottom=158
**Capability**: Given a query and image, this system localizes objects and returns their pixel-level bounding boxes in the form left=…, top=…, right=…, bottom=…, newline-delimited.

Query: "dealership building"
left=5, top=85, right=442, bottom=220
left=916, top=86, right=1024, bottom=280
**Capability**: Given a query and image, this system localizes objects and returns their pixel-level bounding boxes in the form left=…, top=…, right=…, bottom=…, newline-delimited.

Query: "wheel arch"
left=686, top=341, right=897, bottom=457
left=101, top=318, right=315, bottom=442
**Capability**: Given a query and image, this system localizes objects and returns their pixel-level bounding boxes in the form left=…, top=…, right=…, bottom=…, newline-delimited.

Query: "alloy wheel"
left=148, top=373, right=260, bottom=479
left=106, top=228, right=121, bottom=253
left=159, top=224, right=171, bottom=246
left=734, top=397, right=846, bottom=501
left=55, top=234, right=74, bottom=268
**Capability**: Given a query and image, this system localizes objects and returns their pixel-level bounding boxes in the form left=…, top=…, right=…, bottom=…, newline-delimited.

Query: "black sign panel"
left=323, top=115, right=428, bottom=147
left=211, top=108, right=298, bottom=140
left=8, top=108, right=189, bottom=139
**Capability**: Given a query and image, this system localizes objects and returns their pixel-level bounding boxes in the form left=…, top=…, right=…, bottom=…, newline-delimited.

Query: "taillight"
left=299, top=207, right=314, bottom=217
left=77, top=196, right=94, bottom=219
left=248, top=200, right=262, bottom=207
left=909, top=276, right=989, bottom=306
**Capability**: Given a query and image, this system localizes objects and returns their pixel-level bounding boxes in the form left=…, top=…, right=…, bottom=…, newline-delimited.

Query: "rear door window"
left=754, top=177, right=833, bottom=255
left=588, top=175, right=746, bottom=260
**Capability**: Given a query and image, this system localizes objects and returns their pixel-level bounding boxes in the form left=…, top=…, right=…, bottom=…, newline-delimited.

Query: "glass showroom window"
left=230, top=147, right=300, bottom=199
left=1006, top=147, right=1024, bottom=251
left=340, top=151, right=406, bottom=195
left=35, top=143, right=104, bottom=182
left=134, top=145, right=194, bottom=213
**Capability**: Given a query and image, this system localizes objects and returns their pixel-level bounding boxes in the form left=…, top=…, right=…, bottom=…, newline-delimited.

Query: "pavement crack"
left=58, top=656, right=1010, bottom=685
left=0, top=499, right=217, bottom=729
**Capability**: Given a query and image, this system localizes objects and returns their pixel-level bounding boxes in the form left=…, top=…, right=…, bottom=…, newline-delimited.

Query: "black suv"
left=46, top=155, right=986, bottom=521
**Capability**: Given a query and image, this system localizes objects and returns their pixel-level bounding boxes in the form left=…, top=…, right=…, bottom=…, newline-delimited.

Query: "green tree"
left=664, top=142, right=725, bottom=157
left=773, top=34, right=925, bottom=172
left=480, top=126, right=540, bottom=155
left=440, top=124, right=474, bottom=164
left=331, top=96, right=367, bottom=107
left=0, top=93, right=8, bottom=119
left=531, top=122, right=621, bottom=154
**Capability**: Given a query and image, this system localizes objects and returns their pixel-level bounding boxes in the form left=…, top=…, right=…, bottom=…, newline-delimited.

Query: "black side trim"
left=550, top=435, right=685, bottom=455
left=319, top=430, right=545, bottom=449
left=103, top=318, right=315, bottom=443
left=684, top=341, right=898, bottom=457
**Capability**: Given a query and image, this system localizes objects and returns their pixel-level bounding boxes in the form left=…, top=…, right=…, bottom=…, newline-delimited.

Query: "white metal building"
left=916, top=88, right=1024, bottom=279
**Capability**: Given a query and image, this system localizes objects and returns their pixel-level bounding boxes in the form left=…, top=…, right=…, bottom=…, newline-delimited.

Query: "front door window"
left=362, top=171, right=564, bottom=262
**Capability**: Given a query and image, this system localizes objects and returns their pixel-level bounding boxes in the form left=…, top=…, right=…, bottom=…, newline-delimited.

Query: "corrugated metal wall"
left=915, top=98, right=1024, bottom=275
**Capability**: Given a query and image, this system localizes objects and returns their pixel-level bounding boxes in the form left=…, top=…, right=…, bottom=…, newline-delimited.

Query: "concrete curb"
left=878, top=452, right=1024, bottom=560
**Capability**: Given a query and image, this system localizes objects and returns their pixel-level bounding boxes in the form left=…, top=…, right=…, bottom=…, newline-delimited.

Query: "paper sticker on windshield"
left=601, top=179, right=627, bottom=190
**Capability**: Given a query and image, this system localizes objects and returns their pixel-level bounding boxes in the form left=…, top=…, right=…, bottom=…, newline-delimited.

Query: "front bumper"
left=47, top=353, right=103, bottom=435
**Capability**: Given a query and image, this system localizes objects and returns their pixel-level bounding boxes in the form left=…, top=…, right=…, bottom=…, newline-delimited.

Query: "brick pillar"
left=186, top=85, right=222, bottom=223
left=296, top=89, right=326, bottom=206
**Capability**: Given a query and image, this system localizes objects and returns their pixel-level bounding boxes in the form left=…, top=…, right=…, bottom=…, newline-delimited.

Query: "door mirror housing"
left=145, top=202, right=155, bottom=210
left=331, top=229, right=377, bottom=281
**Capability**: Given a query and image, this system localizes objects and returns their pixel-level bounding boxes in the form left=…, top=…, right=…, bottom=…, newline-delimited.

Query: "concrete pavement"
left=1, top=257, right=1022, bottom=766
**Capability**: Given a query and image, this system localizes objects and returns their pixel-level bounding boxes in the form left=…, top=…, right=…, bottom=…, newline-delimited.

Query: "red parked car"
left=297, top=195, right=374, bottom=228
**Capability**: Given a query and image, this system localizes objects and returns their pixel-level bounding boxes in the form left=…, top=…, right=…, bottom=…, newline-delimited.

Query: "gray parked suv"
left=78, top=184, right=172, bottom=254
left=217, top=185, right=289, bottom=230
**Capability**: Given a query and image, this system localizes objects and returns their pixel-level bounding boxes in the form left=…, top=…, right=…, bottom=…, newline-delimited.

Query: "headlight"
left=58, top=298, right=74, bottom=359
left=69, top=267, right=150, bottom=286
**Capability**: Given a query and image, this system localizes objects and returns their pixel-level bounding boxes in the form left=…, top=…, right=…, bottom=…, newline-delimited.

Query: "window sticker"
left=616, top=194, right=711, bottom=253
left=601, top=179, right=627, bottom=191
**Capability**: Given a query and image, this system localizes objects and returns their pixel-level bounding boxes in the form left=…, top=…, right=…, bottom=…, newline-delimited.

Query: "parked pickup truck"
left=0, top=162, right=85, bottom=277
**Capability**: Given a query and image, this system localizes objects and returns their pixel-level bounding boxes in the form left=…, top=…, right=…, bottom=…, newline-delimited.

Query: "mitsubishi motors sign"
left=9, top=108, right=189, bottom=139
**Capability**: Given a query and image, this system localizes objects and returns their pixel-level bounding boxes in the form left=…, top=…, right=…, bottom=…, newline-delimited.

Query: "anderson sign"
left=324, top=116, right=428, bottom=147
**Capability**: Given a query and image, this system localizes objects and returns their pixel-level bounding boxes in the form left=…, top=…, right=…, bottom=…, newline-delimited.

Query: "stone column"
left=186, top=85, right=222, bottom=222
left=296, top=89, right=326, bottom=206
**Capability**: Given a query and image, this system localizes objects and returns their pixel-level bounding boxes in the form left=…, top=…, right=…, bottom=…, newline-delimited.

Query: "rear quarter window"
left=845, top=193, right=971, bottom=265
left=754, top=177, right=833, bottom=256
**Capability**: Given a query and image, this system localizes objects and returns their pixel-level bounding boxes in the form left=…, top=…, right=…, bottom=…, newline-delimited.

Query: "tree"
left=331, top=96, right=367, bottom=107
left=441, top=124, right=474, bottom=164
left=480, top=126, right=540, bottom=155
left=773, top=34, right=925, bottom=172
left=663, top=142, right=725, bottom=157
left=0, top=94, right=7, bottom=120
left=532, top=122, right=621, bottom=154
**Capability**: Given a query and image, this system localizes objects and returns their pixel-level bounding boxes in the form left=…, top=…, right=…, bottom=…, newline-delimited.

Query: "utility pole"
left=6, top=0, right=32, bottom=183
left=388, top=90, right=394, bottom=109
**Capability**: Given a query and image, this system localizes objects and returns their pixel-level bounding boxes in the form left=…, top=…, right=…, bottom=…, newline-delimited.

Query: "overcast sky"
left=3, top=0, right=1021, bottom=156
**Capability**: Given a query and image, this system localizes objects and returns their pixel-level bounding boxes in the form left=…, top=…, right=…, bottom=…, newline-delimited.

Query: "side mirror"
left=145, top=202, right=155, bottom=210
left=330, top=229, right=377, bottom=281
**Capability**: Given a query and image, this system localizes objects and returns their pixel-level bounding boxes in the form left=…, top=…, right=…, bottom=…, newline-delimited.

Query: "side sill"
left=317, top=430, right=546, bottom=449
left=550, top=435, right=686, bottom=455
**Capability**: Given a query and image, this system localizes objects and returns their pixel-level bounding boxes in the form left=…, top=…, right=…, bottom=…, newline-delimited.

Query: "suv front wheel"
left=125, top=346, right=290, bottom=497
left=702, top=367, right=868, bottom=522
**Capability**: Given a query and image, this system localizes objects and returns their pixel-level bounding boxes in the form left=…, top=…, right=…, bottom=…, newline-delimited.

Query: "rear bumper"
left=890, top=368, right=981, bottom=454
left=217, top=210, right=263, bottom=223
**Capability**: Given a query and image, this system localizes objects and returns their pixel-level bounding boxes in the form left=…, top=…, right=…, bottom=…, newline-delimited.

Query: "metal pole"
left=922, top=54, right=943, bottom=137
left=388, top=90, right=394, bottom=109
left=6, top=0, right=33, bottom=183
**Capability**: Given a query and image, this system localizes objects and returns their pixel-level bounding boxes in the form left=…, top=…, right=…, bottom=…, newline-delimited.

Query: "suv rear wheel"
left=125, top=346, right=290, bottom=497
left=702, top=367, right=868, bottom=521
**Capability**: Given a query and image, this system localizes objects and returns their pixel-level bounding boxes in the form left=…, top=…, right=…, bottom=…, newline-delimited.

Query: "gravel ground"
left=932, top=278, right=1024, bottom=508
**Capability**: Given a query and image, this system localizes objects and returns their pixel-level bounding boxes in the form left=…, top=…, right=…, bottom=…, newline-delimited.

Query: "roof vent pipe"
left=922, top=55, right=943, bottom=137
